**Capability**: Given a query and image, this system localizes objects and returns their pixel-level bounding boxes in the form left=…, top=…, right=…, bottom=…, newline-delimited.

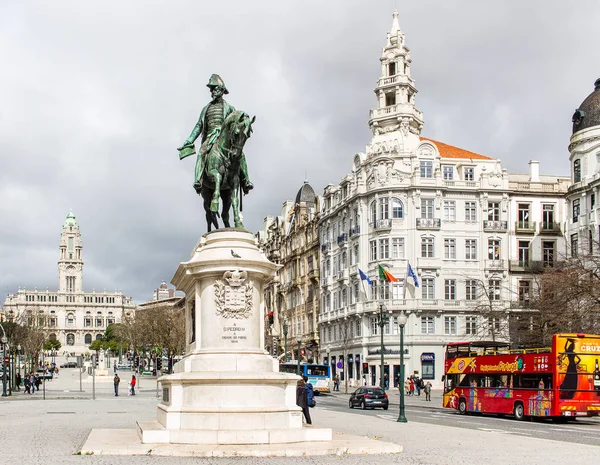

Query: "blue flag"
left=358, top=268, right=372, bottom=285
left=407, top=263, right=420, bottom=287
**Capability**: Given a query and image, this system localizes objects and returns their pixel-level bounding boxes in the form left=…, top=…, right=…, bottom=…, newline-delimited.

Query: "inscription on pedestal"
left=214, top=270, right=253, bottom=319
left=221, top=323, right=248, bottom=344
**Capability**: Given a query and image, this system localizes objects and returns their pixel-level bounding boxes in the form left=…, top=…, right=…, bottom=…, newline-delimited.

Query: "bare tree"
left=459, top=273, right=512, bottom=342
left=511, top=239, right=600, bottom=347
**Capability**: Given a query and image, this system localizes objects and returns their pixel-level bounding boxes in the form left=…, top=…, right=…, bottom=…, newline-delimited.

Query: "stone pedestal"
left=137, top=229, right=331, bottom=445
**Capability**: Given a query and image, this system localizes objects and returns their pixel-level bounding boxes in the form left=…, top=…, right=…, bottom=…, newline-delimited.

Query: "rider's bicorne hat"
left=207, top=74, right=229, bottom=94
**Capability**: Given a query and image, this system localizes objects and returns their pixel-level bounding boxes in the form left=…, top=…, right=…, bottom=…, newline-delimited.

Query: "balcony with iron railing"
left=538, top=222, right=562, bottom=235
left=483, top=220, right=508, bottom=232
left=509, top=260, right=546, bottom=273
left=320, top=242, right=332, bottom=253
left=350, top=226, right=360, bottom=238
left=416, top=218, right=441, bottom=230
left=371, top=219, right=392, bottom=230
left=515, top=221, right=536, bottom=234
left=337, top=233, right=348, bottom=246
left=484, top=259, right=507, bottom=271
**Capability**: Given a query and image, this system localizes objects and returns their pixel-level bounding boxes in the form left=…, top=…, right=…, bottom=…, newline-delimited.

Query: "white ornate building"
left=317, top=11, right=570, bottom=389
left=2, top=211, right=136, bottom=354
left=567, top=79, right=600, bottom=252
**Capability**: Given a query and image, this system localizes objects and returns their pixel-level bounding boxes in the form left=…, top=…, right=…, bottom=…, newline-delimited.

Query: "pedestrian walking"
left=23, top=376, right=30, bottom=394
left=15, top=372, right=21, bottom=391
left=130, top=374, right=136, bottom=395
left=384, top=373, right=389, bottom=390
left=409, top=376, right=415, bottom=396
left=404, top=377, right=410, bottom=396
left=114, top=374, right=121, bottom=396
left=30, top=373, right=36, bottom=393
left=296, top=378, right=312, bottom=425
left=303, top=376, right=315, bottom=408
left=424, top=381, right=432, bottom=401
left=114, top=362, right=117, bottom=373
left=333, top=374, right=340, bottom=392
left=415, top=376, right=421, bottom=396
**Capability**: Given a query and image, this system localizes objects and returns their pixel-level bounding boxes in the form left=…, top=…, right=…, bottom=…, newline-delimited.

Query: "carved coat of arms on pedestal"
left=214, top=270, right=253, bottom=319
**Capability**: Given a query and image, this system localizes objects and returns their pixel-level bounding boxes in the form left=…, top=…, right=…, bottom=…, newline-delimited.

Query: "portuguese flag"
left=378, top=265, right=398, bottom=283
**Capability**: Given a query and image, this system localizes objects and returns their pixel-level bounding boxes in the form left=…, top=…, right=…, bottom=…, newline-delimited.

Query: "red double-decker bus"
left=443, top=333, right=600, bottom=420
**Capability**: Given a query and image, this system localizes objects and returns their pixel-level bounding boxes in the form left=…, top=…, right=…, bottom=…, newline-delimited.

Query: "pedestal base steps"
left=80, top=428, right=403, bottom=457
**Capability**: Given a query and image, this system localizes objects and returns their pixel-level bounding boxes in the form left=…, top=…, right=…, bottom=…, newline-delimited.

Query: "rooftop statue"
left=178, top=74, right=255, bottom=231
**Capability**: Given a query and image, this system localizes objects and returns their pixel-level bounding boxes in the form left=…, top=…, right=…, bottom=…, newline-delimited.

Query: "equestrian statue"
left=177, top=74, right=255, bottom=231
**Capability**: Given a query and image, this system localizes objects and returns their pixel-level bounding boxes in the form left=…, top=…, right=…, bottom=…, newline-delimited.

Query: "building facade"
left=2, top=212, right=136, bottom=354
left=259, top=182, right=321, bottom=363
left=316, top=11, right=569, bottom=389
left=567, top=79, right=600, bottom=254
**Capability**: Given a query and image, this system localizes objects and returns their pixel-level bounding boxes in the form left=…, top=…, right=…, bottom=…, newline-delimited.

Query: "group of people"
left=296, top=376, right=315, bottom=425
left=15, top=372, right=43, bottom=394
left=403, top=375, right=433, bottom=401
left=113, top=373, right=136, bottom=396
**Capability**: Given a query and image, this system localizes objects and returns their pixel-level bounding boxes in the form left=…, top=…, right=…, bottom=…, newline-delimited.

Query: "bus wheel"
left=513, top=402, right=525, bottom=421
left=458, top=399, right=467, bottom=415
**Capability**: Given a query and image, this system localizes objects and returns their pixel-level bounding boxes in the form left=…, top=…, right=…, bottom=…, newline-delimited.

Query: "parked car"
left=348, top=386, right=389, bottom=410
left=36, top=369, right=53, bottom=380
left=60, top=361, right=78, bottom=368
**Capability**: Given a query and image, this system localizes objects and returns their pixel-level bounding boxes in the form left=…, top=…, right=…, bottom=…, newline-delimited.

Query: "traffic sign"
left=336, top=361, right=343, bottom=369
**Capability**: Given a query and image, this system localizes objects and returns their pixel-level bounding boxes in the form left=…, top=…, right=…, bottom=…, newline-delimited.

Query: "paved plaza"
left=1, top=373, right=599, bottom=464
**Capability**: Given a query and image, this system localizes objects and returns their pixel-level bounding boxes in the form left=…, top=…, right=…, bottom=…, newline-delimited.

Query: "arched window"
left=66, top=314, right=75, bottom=328
left=370, top=200, right=377, bottom=223
left=391, top=198, right=404, bottom=219
left=84, top=334, right=92, bottom=344
left=95, top=334, right=103, bottom=341
left=66, top=334, right=75, bottom=346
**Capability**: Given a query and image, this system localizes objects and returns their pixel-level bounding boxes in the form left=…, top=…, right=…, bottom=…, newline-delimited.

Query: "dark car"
left=60, top=362, right=78, bottom=368
left=349, top=386, right=389, bottom=410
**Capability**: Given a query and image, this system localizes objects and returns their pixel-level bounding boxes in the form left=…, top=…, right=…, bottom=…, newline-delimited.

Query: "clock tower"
left=58, top=210, right=83, bottom=293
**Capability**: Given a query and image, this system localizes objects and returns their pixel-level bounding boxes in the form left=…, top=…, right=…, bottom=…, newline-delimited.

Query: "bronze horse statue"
left=198, top=110, right=255, bottom=231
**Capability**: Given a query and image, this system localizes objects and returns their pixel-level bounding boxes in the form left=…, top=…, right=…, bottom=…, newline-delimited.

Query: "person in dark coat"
left=15, top=372, right=21, bottom=391
left=303, top=375, right=315, bottom=407
left=296, top=379, right=312, bottom=425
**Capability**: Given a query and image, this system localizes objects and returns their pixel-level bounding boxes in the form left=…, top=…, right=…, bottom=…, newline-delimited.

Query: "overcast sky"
left=1, top=1, right=598, bottom=305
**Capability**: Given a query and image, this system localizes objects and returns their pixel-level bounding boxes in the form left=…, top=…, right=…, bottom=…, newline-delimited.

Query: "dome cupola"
left=572, top=78, right=600, bottom=134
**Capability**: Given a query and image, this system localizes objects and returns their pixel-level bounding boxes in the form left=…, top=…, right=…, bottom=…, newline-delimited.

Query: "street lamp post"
left=376, top=304, right=389, bottom=390
left=296, top=339, right=302, bottom=375
left=397, top=311, right=408, bottom=423
left=283, top=322, right=288, bottom=363
left=1, top=332, right=8, bottom=397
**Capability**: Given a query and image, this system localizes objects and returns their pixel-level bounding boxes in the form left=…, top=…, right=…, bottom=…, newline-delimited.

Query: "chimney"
left=529, top=160, right=540, bottom=182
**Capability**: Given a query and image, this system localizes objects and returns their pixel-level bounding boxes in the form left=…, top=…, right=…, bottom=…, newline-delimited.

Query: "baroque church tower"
left=367, top=9, right=423, bottom=156
left=58, top=211, right=83, bottom=293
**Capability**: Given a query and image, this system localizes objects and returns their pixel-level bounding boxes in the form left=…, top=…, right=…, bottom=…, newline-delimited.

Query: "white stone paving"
left=1, top=393, right=599, bottom=464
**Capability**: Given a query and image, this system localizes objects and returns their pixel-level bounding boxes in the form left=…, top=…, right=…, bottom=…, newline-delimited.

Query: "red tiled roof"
left=420, top=137, right=494, bottom=160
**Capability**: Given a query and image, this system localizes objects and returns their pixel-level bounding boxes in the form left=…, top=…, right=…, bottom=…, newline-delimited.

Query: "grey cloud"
left=1, top=0, right=598, bottom=304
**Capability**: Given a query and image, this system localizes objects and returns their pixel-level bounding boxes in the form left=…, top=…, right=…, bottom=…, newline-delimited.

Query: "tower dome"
left=572, top=78, right=600, bottom=134
left=63, top=210, right=78, bottom=228
left=295, top=181, right=315, bottom=205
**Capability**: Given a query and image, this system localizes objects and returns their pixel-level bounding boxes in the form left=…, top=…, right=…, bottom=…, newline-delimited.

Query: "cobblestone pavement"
left=1, top=388, right=599, bottom=465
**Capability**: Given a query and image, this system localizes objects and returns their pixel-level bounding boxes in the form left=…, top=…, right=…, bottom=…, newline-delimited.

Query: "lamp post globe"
left=397, top=311, right=408, bottom=423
